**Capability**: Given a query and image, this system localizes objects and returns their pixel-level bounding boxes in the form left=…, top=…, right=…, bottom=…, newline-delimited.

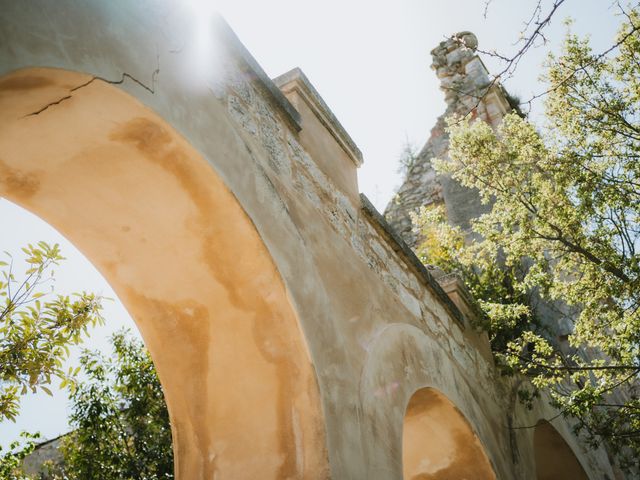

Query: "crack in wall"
left=25, top=60, right=160, bottom=118
left=26, top=94, right=73, bottom=116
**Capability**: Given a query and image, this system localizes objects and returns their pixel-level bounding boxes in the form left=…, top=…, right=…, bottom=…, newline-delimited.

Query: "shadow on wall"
left=402, top=387, right=496, bottom=480
left=534, top=421, right=589, bottom=480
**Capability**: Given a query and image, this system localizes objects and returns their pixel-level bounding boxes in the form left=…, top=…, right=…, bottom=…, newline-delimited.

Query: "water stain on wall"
left=0, top=74, right=53, bottom=92
left=0, top=67, right=328, bottom=479
left=0, top=158, right=40, bottom=199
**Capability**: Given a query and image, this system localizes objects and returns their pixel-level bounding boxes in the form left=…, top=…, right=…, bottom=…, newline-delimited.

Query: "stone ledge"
left=430, top=269, right=485, bottom=326
left=213, top=14, right=302, bottom=132
left=360, top=193, right=466, bottom=328
left=273, top=67, right=363, bottom=167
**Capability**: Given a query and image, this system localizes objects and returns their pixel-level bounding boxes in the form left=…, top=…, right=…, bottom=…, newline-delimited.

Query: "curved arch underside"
left=0, top=67, right=328, bottom=479
left=534, top=421, right=589, bottom=480
left=402, top=388, right=496, bottom=480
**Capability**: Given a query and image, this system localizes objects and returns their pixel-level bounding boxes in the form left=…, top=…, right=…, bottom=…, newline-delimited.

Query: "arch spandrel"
left=358, top=324, right=505, bottom=479
left=0, top=67, right=328, bottom=479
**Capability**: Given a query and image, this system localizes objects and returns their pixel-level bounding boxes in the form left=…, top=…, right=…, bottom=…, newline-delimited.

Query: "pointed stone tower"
left=384, top=32, right=517, bottom=248
left=385, top=33, right=584, bottom=347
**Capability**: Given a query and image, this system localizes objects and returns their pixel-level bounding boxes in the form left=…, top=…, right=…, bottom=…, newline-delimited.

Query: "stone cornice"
left=274, top=67, right=363, bottom=167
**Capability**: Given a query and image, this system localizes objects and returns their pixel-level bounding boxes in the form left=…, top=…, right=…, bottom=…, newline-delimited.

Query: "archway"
left=0, top=67, right=328, bottom=479
left=534, top=420, right=589, bottom=480
left=402, top=387, right=495, bottom=480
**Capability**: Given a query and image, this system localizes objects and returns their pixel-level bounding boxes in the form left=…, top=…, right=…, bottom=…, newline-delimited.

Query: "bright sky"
left=0, top=0, right=625, bottom=445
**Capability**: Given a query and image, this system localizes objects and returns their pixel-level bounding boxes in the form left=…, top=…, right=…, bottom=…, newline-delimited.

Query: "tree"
left=397, top=138, right=419, bottom=175
left=0, top=242, right=104, bottom=422
left=415, top=9, right=640, bottom=470
left=0, top=432, right=40, bottom=480
left=453, top=1, right=640, bottom=115
left=48, top=330, right=174, bottom=480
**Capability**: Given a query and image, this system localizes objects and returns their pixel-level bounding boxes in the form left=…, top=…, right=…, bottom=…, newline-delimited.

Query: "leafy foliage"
left=0, top=243, right=104, bottom=422
left=415, top=11, right=640, bottom=469
left=413, top=205, right=539, bottom=354
left=0, top=432, right=40, bottom=480
left=50, top=330, right=174, bottom=480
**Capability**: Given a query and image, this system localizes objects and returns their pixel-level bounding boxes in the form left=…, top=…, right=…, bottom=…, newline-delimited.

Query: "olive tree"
left=0, top=242, right=104, bottom=422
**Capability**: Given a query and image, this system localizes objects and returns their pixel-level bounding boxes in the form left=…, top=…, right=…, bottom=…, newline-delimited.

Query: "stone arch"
left=359, top=323, right=504, bottom=478
left=534, top=420, right=589, bottom=480
left=402, top=387, right=496, bottom=480
left=0, top=67, right=328, bottom=479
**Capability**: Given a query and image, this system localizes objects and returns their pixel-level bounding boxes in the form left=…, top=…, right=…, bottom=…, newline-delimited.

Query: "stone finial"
left=430, top=31, right=479, bottom=76
left=429, top=31, right=490, bottom=105
left=454, top=31, right=478, bottom=50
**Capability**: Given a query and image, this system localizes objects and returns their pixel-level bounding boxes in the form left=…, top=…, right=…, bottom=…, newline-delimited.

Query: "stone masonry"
left=384, top=32, right=514, bottom=248
left=384, top=30, right=636, bottom=478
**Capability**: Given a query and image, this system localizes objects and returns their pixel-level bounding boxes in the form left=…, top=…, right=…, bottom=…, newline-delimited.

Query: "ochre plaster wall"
left=0, top=67, right=328, bottom=479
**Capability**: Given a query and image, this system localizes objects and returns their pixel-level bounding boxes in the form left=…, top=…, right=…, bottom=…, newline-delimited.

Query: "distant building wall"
left=22, top=436, right=64, bottom=479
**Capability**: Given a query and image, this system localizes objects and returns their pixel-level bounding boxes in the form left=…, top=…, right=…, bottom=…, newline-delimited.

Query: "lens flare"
left=179, top=0, right=226, bottom=93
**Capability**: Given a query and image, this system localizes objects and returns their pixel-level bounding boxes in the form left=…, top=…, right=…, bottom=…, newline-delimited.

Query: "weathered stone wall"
left=185, top=27, right=615, bottom=478
left=22, top=436, right=63, bottom=479
left=1, top=3, right=617, bottom=479
left=384, top=32, right=513, bottom=247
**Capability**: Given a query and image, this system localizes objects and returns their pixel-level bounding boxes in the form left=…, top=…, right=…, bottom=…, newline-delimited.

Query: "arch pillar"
left=0, top=66, right=329, bottom=479
left=359, top=324, right=502, bottom=479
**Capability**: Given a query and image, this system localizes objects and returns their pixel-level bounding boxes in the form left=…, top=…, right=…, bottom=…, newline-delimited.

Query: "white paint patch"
left=292, top=406, right=304, bottom=475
